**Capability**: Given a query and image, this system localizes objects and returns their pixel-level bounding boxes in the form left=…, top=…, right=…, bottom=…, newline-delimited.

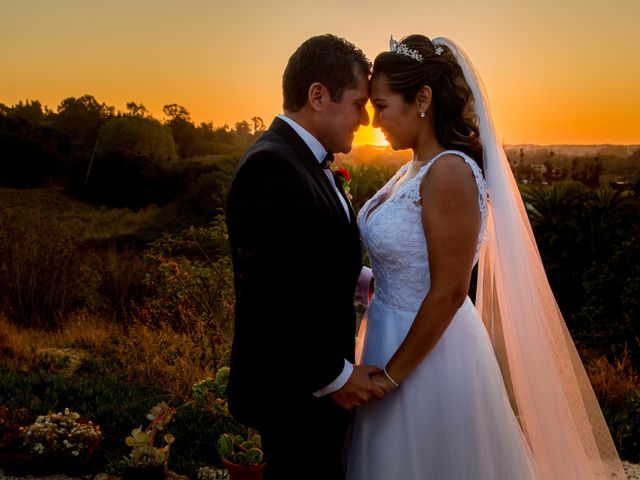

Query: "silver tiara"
left=389, top=35, right=423, bottom=62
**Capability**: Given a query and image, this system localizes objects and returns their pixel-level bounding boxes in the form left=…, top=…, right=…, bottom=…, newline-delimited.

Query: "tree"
left=585, top=156, right=603, bottom=189
left=126, top=102, right=150, bottom=118
left=163, top=104, right=198, bottom=159
left=53, top=95, right=114, bottom=149
left=163, top=104, right=191, bottom=122
left=569, top=157, right=602, bottom=188
left=233, top=121, right=253, bottom=147
left=250, top=116, right=266, bottom=134
left=96, top=116, right=177, bottom=165
left=9, top=99, right=45, bottom=125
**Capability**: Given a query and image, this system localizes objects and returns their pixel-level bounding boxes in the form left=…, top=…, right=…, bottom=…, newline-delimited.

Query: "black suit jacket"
left=226, top=117, right=362, bottom=429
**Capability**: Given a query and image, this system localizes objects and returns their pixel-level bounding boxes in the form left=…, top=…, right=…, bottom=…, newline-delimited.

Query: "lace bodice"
left=357, top=150, right=488, bottom=312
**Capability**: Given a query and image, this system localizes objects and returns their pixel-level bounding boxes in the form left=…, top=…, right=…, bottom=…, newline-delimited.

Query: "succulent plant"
left=123, top=402, right=175, bottom=468
left=217, top=430, right=263, bottom=466
left=192, top=367, right=230, bottom=415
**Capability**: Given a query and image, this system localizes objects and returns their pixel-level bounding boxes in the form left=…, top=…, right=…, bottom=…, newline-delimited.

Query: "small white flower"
left=435, top=45, right=444, bottom=56
left=72, top=450, right=79, bottom=456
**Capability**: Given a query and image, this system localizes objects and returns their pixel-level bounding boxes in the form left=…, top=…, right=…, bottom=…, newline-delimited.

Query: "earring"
left=419, top=112, right=426, bottom=118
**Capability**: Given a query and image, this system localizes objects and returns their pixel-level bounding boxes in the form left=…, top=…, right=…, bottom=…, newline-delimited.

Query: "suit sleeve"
left=227, top=152, right=346, bottom=393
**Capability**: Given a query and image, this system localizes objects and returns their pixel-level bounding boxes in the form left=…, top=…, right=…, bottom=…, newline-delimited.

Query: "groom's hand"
left=330, top=365, right=385, bottom=410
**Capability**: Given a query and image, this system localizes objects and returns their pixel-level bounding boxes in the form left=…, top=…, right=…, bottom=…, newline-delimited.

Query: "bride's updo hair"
left=374, top=35, right=483, bottom=169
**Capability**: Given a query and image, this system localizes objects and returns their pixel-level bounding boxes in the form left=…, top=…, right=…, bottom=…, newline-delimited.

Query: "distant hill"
left=504, top=144, right=639, bottom=157
left=340, top=144, right=640, bottom=166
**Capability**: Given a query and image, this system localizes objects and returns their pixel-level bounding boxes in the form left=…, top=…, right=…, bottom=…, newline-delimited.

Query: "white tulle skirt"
left=346, top=296, right=539, bottom=480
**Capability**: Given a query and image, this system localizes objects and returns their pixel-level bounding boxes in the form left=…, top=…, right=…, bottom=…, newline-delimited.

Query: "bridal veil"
left=433, top=37, right=625, bottom=479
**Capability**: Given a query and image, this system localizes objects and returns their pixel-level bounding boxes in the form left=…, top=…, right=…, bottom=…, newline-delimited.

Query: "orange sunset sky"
left=1, top=0, right=639, bottom=146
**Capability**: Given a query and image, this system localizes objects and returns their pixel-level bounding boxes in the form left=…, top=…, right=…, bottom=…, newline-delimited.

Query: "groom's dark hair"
left=283, top=34, right=370, bottom=112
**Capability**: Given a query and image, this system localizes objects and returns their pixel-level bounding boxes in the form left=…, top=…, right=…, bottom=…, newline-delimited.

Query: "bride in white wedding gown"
left=346, top=36, right=625, bottom=480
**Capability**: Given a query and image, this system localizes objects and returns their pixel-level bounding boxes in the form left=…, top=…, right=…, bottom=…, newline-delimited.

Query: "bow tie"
left=321, top=152, right=334, bottom=169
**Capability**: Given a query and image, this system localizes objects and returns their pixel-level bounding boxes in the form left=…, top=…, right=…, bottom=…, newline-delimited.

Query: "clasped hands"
left=330, top=365, right=398, bottom=410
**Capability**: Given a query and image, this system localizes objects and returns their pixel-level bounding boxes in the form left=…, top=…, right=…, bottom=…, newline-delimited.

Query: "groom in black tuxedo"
left=226, top=35, right=383, bottom=480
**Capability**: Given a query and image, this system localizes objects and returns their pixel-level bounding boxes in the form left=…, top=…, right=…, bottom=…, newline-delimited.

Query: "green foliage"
left=135, top=166, right=231, bottom=240
left=346, top=163, right=395, bottom=212
left=522, top=183, right=639, bottom=334
left=136, top=221, right=234, bottom=370
left=575, top=237, right=640, bottom=360
left=97, top=116, right=178, bottom=164
left=192, top=367, right=230, bottom=415
left=0, top=96, right=253, bottom=194
left=70, top=148, right=178, bottom=209
left=217, top=431, right=263, bottom=466
left=605, top=391, right=640, bottom=462
left=53, top=95, right=114, bottom=148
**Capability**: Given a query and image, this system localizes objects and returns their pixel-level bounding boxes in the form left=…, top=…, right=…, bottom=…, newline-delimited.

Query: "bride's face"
left=370, top=73, right=419, bottom=151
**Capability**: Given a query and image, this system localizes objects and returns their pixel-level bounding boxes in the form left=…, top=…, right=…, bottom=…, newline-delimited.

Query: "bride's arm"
left=374, top=154, right=481, bottom=392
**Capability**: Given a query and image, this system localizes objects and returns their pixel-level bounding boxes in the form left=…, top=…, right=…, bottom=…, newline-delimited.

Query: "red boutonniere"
left=334, top=167, right=352, bottom=200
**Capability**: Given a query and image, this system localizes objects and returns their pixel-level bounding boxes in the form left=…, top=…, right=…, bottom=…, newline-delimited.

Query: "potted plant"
left=193, top=368, right=265, bottom=480
left=217, top=429, right=264, bottom=480
left=122, top=402, right=176, bottom=480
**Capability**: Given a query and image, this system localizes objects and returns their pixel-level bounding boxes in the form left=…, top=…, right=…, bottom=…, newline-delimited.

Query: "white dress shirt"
left=278, top=114, right=350, bottom=220
left=277, top=114, right=373, bottom=397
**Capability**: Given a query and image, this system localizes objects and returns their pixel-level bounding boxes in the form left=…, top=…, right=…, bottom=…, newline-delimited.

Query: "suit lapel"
left=269, top=117, right=349, bottom=224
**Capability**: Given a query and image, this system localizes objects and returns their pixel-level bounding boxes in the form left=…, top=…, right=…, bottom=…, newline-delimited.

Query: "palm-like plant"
left=522, top=182, right=639, bottom=338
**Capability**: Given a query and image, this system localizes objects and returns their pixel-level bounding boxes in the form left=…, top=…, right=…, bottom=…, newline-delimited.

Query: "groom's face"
left=318, top=71, right=369, bottom=154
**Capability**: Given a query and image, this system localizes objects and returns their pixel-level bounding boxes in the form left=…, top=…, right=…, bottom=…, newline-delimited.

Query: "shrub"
left=132, top=223, right=234, bottom=372
left=587, top=350, right=640, bottom=461
left=0, top=131, right=66, bottom=188
left=90, top=246, right=150, bottom=322
left=68, top=149, right=177, bottom=209
left=0, top=406, right=31, bottom=453
left=20, top=408, right=102, bottom=460
left=0, top=210, right=87, bottom=329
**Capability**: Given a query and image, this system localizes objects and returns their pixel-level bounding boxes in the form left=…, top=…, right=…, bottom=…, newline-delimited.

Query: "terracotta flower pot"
left=222, top=457, right=265, bottom=480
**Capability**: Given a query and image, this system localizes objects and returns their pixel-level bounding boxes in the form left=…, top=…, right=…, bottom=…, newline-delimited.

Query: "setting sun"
left=354, top=104, right=388, bottom=146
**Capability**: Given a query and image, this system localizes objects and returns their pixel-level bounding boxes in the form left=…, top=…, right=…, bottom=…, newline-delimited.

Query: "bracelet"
left=383, top=367, right=400, bottom=388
